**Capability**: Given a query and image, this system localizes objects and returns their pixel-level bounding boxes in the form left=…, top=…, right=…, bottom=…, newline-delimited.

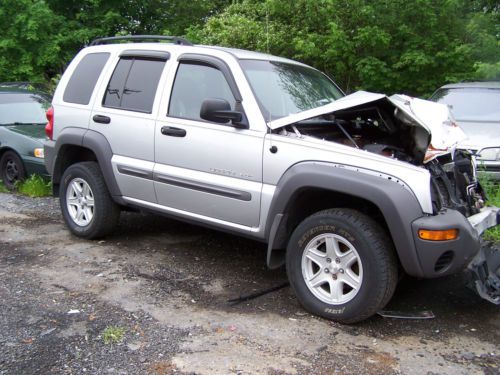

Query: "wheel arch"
left=50, top=129, right=122, bottom=202
left=265, top=162, right=426, bottom=277
left=0, top=146, right=23, bottom=161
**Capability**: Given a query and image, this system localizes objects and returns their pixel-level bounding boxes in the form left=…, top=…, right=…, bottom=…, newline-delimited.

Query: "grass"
left=0, top=181, right=7, bottom=193
left=480, top=175, right=500, bottom=243
left=102, top=325, right=126, bottom=345
left=16, top=175, right=51, bottom=197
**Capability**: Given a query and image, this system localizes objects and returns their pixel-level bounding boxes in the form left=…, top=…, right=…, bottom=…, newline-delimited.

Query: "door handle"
left=93, top=115, right=111, bottom=124
left=161, top=126, right=186, bottom=137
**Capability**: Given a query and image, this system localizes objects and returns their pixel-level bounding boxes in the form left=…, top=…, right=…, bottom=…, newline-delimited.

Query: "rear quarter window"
left=63, top=52, right=110, bottom=105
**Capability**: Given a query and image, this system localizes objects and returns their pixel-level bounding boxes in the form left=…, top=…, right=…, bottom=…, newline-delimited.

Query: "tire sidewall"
left=60, top=164, right=100, bottom=237
left=287, top=214, right=387, bottom=322
left=1, top=151, right=26, bottom=189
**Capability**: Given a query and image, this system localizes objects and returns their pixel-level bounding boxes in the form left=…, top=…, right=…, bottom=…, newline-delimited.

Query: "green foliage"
left=16, top=175, right=51, bottom=198
left=480, top=178, right=500, bottom=243
left=102, top=326, right=126, bottom=345
left=0, top=181, right=8, bottom=193
left=193, top=0, right=499, bottom=96
left=0, top=0, right=230, bottom=83
left=0, top=0, right=497, bottom=96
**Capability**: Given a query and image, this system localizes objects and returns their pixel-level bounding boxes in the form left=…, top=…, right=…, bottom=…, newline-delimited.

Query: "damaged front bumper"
left=467, top=207, right=500, bottom=305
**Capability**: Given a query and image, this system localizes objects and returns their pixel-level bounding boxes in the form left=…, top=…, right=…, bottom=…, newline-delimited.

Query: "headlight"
left=34, top=148, right=44, bottom=158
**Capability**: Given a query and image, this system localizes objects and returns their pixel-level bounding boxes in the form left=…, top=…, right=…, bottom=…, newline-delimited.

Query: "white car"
left=430, top=81, right=500, bottom=180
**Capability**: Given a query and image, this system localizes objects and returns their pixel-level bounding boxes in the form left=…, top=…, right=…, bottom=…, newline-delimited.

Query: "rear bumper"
left=410, top=207, right=499, bottom=278
left=43, top=140, right=56, bottom=176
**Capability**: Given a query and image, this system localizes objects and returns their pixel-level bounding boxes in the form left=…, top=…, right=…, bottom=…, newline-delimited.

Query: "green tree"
left=0, top=0, right=65, bottom=82
left=192, top=0, right=499, bottom=96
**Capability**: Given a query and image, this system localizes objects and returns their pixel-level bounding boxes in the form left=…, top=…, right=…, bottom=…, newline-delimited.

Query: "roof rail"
left=459, top=78, right=500, bottom=83
left=89, top=35, right=193, bottom=47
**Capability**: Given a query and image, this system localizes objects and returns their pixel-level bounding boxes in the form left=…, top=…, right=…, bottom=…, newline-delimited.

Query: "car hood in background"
left=3, top=123, right=47, bottom=141
left=453, top=120, right=500, bottom=150
left=268, top=91, right=466, bottom=156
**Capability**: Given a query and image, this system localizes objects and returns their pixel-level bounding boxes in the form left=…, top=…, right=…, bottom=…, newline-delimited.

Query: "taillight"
left=45, top=107, right=54, bottom=140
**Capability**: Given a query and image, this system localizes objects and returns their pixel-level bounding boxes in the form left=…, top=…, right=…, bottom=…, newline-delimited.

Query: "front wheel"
left=60, top=162, right=120, bottom=239
left=0, top=151, right=26, bottom=190
left=286, top=208, right=398, bottom=323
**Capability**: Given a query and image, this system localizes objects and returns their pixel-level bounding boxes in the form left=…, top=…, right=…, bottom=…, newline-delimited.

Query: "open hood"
left=268, top=91, right=467, bottom=164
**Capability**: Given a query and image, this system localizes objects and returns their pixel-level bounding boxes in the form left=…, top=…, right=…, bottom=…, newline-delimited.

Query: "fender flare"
left=265, top=162, right=426, bottom=277
left=49, top=128, right=122, bottom=200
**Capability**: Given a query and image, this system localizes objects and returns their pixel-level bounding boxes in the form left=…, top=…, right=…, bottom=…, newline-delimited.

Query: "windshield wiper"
left=11, top=122, right=46, bottom=125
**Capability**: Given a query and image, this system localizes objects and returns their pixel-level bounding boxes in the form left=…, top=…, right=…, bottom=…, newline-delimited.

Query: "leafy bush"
left=16, top=175, right=51, bottom=197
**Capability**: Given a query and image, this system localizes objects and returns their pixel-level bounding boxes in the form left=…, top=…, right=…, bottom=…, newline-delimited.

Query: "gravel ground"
left=0, top=192, right=499, bottom=374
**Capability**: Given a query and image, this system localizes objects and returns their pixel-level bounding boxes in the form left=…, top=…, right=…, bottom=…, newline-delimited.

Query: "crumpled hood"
left=268, top=91, right=467, bottom=160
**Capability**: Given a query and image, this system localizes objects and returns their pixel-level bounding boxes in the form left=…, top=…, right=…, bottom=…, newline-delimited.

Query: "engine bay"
left=273, top=100, right=485, bottom=216
left=274, top=100, right=431, bottom=165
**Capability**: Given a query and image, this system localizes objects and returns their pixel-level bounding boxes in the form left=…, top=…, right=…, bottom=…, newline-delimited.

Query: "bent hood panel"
left=268, top=91, right=387, bottom=130
left=268, top=91, right=466, bottom=153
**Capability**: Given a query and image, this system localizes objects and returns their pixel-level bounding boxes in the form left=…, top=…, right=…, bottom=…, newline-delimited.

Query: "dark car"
left=430, top=81, right=500, bottom=180
left=0, top=85, right=51, bottom=189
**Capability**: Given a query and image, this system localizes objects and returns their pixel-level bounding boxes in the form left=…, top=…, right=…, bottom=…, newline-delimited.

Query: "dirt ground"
left=0, top=192, right=499, bottom=375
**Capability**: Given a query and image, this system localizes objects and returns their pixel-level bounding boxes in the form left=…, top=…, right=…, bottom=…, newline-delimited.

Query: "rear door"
left=89, top=50, right=170, bottom=203
left=154, top=54, right=264, bottom=228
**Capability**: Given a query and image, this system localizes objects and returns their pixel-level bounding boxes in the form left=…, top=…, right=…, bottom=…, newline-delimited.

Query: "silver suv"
left=44, top=36, right=500, bottom=323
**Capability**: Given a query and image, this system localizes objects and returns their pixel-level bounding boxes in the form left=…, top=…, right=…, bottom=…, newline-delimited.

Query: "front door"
left=154, top=57, right=264, bottom=228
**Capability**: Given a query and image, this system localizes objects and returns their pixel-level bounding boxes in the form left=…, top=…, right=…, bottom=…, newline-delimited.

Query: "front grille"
left=434, top=251, right=454, bottom=272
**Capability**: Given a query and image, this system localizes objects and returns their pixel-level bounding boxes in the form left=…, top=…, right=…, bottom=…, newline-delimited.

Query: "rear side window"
left=63, top=53, right=110, bottom=105
left=103, top=57, right=166, bottom=113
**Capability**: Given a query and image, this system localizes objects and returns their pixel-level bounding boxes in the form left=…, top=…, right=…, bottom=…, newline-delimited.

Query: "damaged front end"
left=269, top=91, right=500, bottom=304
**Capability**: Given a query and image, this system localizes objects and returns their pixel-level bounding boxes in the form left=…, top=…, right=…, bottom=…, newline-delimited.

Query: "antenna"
left=266, top=2, right=270, bottom=54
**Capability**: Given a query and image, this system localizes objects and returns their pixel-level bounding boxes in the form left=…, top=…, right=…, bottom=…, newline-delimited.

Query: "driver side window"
left=168, top=62, right=235, bottom=121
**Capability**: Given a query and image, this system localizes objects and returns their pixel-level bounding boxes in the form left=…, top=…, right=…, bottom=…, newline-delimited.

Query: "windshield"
left=430, top=88, right=500, bottom=122
left=0, top=93, right=50, bottom=125
left=240, top=60, right=343, bottom=120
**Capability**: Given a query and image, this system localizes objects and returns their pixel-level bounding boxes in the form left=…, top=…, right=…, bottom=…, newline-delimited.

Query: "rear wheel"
left=60, top=162, right=120, bottom=239
left=0, top=151, right=26, bottom=190
left=286, top=208, right=398, bottom=323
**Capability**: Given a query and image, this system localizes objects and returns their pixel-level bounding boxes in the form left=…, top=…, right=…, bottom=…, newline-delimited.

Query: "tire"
left=286, top=208, right=398, bottom=324
left=0, top=151, right=26, bottom=190
left=60, top=162, right=120, bottom=239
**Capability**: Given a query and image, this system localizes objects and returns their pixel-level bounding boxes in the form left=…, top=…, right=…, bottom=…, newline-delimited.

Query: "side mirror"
left=200, top=98, right=247, bottom=128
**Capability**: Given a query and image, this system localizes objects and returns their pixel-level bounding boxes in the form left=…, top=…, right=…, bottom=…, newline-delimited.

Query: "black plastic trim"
left=120, top=49, right=170, bottom=61
left=82, top=130, right=123, bottom=200
left=117, top=165, right=153, bottom=180
left=47, top=128, right=124, bottom=204
left=411, top=209, right=480, bottom=277
left=90, top=35, right=193, bottom=46
left=154, top=173, right=251, bottom=201
left=265, top=162, right=426, bottom=275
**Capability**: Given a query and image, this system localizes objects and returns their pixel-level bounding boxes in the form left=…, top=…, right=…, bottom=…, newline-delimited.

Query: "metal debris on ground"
left=377, top=310, right=435, bottom=319
left=227, top=282, right=289, bottom=306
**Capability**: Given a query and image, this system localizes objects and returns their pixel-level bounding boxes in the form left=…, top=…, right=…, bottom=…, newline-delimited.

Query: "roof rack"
left=89, top=35, right=193, bottom=47
left=459, top=78, right=500, bottom=83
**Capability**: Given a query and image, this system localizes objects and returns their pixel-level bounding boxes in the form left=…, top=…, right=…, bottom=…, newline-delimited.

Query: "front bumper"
left=23, top=155, right=49, bottom=178
left=411, top=207, right=499, bottom=278
left=477, top=161, right=500, bottom=181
